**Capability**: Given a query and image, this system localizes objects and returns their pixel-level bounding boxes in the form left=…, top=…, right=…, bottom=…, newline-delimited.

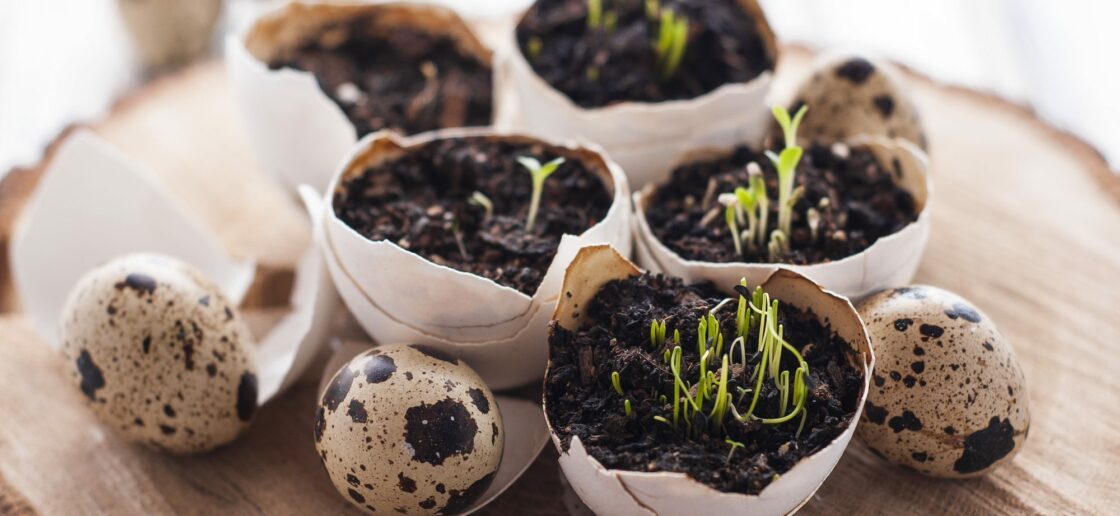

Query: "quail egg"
left=59, top=253, right=258, bottom=454
left=856, top=285, right=1029, bottom=477
left=315, top=344, right=503, bottom=514
left=784, top=54, right=926, bottom=149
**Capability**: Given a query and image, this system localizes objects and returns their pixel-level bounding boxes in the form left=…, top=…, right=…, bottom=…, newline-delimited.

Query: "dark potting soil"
left=268, top=23, right=492, bottom=136
left=516, top=0, right=774, bottom=108
left=333, top=137, right=612, bottom=295
left=546, top=273, right=863, bottom=494
left=646, top=142, right=919, bottom=264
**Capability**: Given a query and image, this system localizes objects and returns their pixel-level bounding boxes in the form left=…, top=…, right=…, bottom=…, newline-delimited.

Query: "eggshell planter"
left=544, top=245, right=874, bottom=516
left=633, top=136, right=932, bottom=301
left=317, top=340, right=551, bottom=515
left=227, top=1, right=496, bottom=192
left=11, top=131, right=338, bottom=407
left=496, top=0, right=778, bottom=189
left=319, top=128, right=631, bottom=389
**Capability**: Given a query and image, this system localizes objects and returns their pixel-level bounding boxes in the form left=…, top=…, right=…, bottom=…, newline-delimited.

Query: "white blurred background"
left=1, top=0, right=1117, bottom=179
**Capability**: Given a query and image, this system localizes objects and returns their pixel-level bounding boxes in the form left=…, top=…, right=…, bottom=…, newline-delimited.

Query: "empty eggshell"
left=856, top=285, right=1029, bottom=477
left=59, top=253, right=258, bottom=454
left=315, top=344, right=503, bottom=515
left=781, top=53, right=926, bottom=149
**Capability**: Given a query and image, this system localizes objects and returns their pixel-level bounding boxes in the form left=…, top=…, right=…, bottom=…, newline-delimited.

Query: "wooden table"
left=1, top=48, right=1118, bottom=515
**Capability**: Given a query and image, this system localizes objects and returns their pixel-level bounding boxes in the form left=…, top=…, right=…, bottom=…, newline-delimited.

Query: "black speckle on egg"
left=888, top=410, right=923, bottom=433
left=944, top=426, right=957, bottom=435
left=198, top=295, right=210, bottom=307
left=323, top=367, right=357, bottom=412
left=159, top=425, right=177, bottom=435
left=893, top=318, right=913, bottom=331
left=348, top=399, right=368, bottom=423
left=945, top=302, right=982, bottom=323
left=363, top=354, right=396, bottom=384
left=237, top=372, right=258, bottom=422
left=441, top=472, right=496, bottom=515
left=911, top=361, right=925, bottom=374
left=410, top=344, right=458, bottom=364
left=865, top=401, right=888, bottom=424
left=419, top=498, right=437, bottom=510
left=953, top=416, right=1016, bottom=474
left=76, top=350, right=106, bottom=401
left=398, top=472, right=417, bottom=493
left=911, top=451, right=928, bottom=463
left=873, top=95, right=895, bottom=118
left=983, top=341, right=995, bottom=351
left=114, top=273, right=157, bottom=295
left=346, top=474, right=360, bottom=487
left=835, top=57, right=875, bottom=84
left=491, top=422, right=499, bottom=445
left=913, top=345, right=925, bottom=356
left=889, top=371, right=902, bottom=381
left=314, top=407, right=326, bottom=442
left=163, top=404, right=176, bottom=418
left=142, top=336, right=151, bottom=354
left=468, top=388, right=490, bottom=414
left=348, top=488, right=366, bottom=504
left=892, top=286, right=927, bottom=300
left=919, top=324, right=944, bottom=338
left=903, top=375, right=917, bottom=388
left=404, top=398, right=477, bottom=466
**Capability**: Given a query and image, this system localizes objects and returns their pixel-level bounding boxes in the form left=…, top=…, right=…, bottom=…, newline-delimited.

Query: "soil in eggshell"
left=545, top=273, right=863, bottom=495
left=645, top=141, right=918, bottom=265
left=267, top=20, right=492, bottom=136
left=333, top=137, right=613, bottom=295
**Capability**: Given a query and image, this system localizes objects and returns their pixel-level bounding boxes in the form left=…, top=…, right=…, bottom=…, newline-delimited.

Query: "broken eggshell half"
left=10, top=131, right=337, bottom=406
left=226, top=1, right=495, bottom=192
left=779, top=52, right=927, bottom=150
left=633, top=136, right=932, bottom=301
left=496, top=0, right=777, bottom=189
left=545, top=245, right=873, bottom=516
left=317, top=340, right=551, bottom=515
left=318, top=128, right=631, bottom=389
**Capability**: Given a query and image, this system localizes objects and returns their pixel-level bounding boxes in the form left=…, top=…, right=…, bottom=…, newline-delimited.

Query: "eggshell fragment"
left=59, top=254, right=258, bottom=454
left=632, top=136, right=932, bottom=301
left=781, top=53, right=926, bottom=150
left=319, top=128, right=631, bottom=389
left=496, top=0, right=777, bottom=189
left=227, top=1, right=494, bottom=192
left=856, top=285, right=1029, bottom=477
left=316, top=344, right=503, bottom=515
left=545, top=245, right=873, bottom=516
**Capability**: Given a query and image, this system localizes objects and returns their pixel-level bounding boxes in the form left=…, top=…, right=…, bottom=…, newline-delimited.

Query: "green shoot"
left=655, top=10, right=689, bottom=81
left=748, top=163, right=769, bottom=248
left=468, top=191, right=493, bottom=221
left=517, top=156, right=565, bottom=232
left=624, top=399, right=633, bottom=417
left=604, top=10, right=618, bottom=32
left=767, top=105, right=808, bottom=252
left=611, top=371, right=624, bottom=396
left=724, top=202, right=741, bottom=256
left=527, top=36, right=543, bottom=60
left=587, top=0, right=602, bottom=29
left=772, top=104, right=808, bottom=148
left=645, top=0, right=659, bottom=20
left=725, top=439, right=745, bottom=463
left=586, top=66, right=600, bottom=82
left=649, top=319, right=668, bottom=349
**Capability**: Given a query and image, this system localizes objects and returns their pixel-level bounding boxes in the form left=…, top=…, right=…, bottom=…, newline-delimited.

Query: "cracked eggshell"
left=315, top=344, right=503, bottom=515
left=320, top=128, right=631, bottom=389
left=59, top=254, right=258, bottom=454
left=781, top=53, right=926, bottom=150
left=496, top=0, right=777, bottom=189
left=856, top=285, right=1029, bottom=478
left=545, top=245, right=873, bottom=516
left=227, top=1, right=495, bottom=192
left=633, top=136, right=932, bottom=301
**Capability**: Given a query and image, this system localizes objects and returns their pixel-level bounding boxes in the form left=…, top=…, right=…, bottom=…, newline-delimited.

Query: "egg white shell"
left=632, top=136, right=932, bottom=301
left=59, top=254, right=258, bottom=454
left=782, top=53, right=926, bottom=150
left=227, top=1, right=495, bottom=192
left=856, top=285, right=1030, bottom=477
left=319, top=128, right=631, bottom=389
left=315, top=344, right=503, bottom=515
left=496, top=0, right=777, bottom=189
left=546, top=245, right=873, bottom=516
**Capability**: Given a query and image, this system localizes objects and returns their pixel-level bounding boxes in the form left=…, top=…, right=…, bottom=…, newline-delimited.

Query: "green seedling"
left=655, top=10, right=689, bottom=81
left=468, top=190, right=493, bottom=221
left=725, top=438, right=745, bottom=462
left=587, top=0, right=603, bottom=29
left=765, top=105, right=808, bottom=255
left=645, top=0, right=659, bottom=20
left=517, top=156, right=565, bottom=232
left=611, top=371, right=624, bottom=396
left=527, top=36, right=543, bottom=60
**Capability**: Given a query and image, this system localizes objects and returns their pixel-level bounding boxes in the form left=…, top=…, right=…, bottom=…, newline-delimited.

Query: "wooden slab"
left=1, top=47, right=1118, bottom=514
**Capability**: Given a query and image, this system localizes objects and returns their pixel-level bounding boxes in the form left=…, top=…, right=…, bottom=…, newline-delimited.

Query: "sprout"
left=517, top=156, right=565, bottom=232
left=526, top=36, right=543, bottom=60
left=611, top=371, right=624, bottom=396
left=807, top=207, right=821, bottom=242
left=725, top=439, right=745, bottom=462
left=468, top=190, right=493, bottom=221
left=587, top=0, right=602, bottom=29
left=604, top=10, right=618, bottom=32
left=645, top=0, right=660, bottom=20
left=655, top=10, right=689, bottom=81
left=649, top=318, right=668, bottom=349
left=766, top=105, right=808, bottom=253
left=624, top=399, right=633, bottom=418
left=586, top=66, right=600, bottom=82
left=748, top=163, right=769, bottom=248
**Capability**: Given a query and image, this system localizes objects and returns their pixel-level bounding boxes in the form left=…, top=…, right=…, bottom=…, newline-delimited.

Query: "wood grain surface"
left=1, top=47, right=1118, bottom=515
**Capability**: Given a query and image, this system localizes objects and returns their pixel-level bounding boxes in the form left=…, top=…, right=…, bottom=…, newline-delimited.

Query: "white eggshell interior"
left=546, top=246, right=873, bottom=516
left=10, top=131, right=334, bottom=404
left=319, top=128, right=631, bottom=388
left=633, top=136, right=932, bottom=301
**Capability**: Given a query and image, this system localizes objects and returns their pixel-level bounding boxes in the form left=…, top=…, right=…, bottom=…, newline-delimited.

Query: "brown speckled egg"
left=315, top=344, right=503, bottom=515
left=856, top=286, right=1029, bottom=477
left=783, top=54, right=926, bottom=149
left=59, top=254, right=258, bottom=454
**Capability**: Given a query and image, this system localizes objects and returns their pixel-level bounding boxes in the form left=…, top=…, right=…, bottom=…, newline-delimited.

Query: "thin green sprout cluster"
left=517, top=156, right=565, bottom=232
left=611, top=279, right=811, bottom=449
left=578, top=0, right=688, bottom=82
left=721, top=105, right=809, bottom=261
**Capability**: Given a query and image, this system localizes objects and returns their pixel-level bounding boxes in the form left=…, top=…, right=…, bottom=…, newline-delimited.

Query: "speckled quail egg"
left=59, top=253, right=258, bottom=454
left=783, top=54, right=926, bottom=149
left=856, top=285, right=1029, bottom=477
left=315, top=344, right=503, bottom=515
